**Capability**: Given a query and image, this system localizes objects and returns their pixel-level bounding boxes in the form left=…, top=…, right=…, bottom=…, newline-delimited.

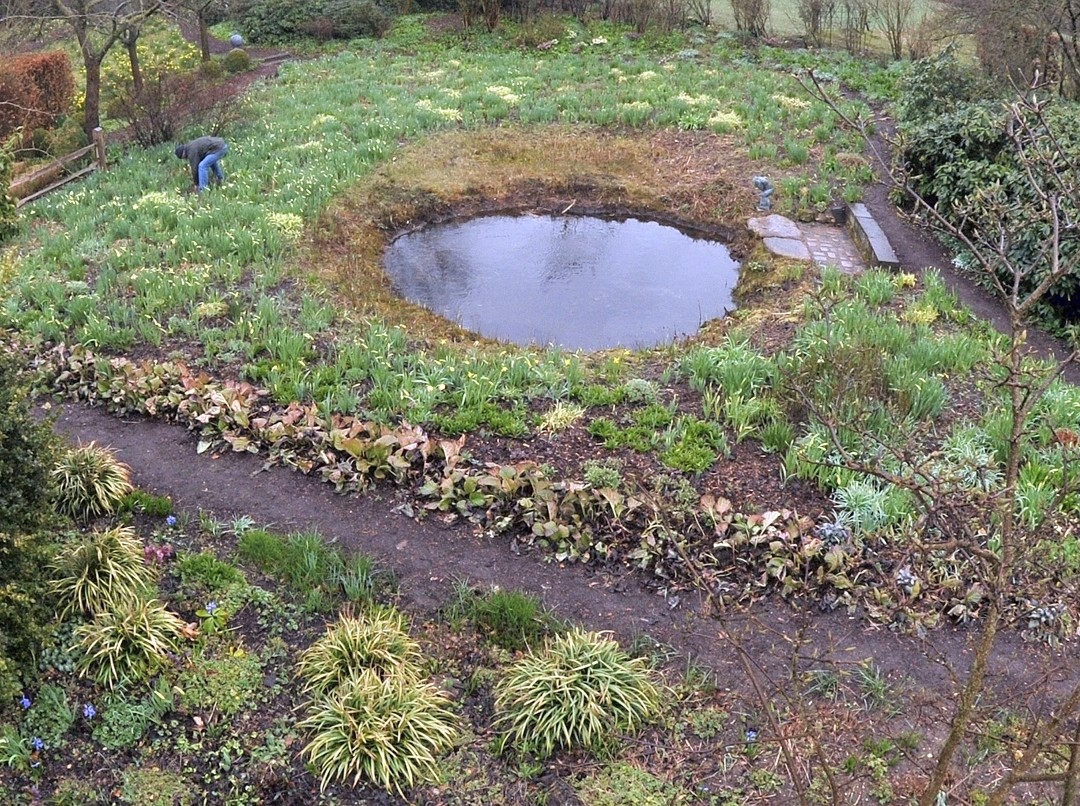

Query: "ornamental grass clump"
left=297, top=606, right=423, bottom=698
left=493, top=628, right=661, bottom=759
left=74, top=598, right=184, bottom=687
left=51, top=526, right=154, bottom=618
left=299, top=669, right=459, bottom=795
left=52, top=442, right=133, bottom=522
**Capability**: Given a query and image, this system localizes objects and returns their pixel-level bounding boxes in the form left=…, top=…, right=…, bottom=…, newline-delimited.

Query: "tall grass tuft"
left=52, top=442, right=133, bottom=521
left=51, top=526, right=154, bottom=618
left=297, top=607, right=423, bottom=698
left=75, top=598, right=184, bottom=686
left=299, top=669, right=459, bottom=795
left=493, top=629, right=661, bottom=759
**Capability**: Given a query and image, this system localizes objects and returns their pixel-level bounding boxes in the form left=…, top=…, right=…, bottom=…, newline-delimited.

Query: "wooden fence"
left=10, top=126, right=107, bottom=208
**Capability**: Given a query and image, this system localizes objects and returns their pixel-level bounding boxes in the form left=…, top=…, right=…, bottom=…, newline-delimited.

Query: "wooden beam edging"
left=10, top=127, right=107, bottom=208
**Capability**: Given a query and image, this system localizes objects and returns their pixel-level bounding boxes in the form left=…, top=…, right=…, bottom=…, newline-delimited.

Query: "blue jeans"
left=197, top=144, right=228, bottom=191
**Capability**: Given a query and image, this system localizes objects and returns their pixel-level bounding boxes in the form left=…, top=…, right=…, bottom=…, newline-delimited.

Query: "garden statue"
left=753, top=176, right=773, bottom=211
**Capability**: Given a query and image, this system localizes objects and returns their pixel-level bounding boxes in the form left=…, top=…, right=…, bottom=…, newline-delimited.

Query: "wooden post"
left=92, top=127, right=107, bottom=170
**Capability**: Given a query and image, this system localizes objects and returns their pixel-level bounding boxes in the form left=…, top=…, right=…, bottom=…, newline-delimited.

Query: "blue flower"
left=31, top=737, right=44, bottom=751
left=82, top=703, right=96, bottom=720
left=165, top=515, right=178, bottom=527
left=205, top=601, right=218, bottom=615
left=19, top=695, right=31, bottom=710
left=745, top=728, right=758, bottom=744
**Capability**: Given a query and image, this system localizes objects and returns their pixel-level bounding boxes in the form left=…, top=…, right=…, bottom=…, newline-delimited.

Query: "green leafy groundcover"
left=27, top=337, right=1075, bottom=641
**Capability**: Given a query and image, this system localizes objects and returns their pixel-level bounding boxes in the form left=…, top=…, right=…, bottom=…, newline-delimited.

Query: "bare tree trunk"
left=1064, top=718, right=1080, bottom=806
left=917, top=603, right=1001, bottom=806
left=125, top=31, right=144, bottom=96
left=82, top=50, right=104, bottom=136
left=198, top=14, right=211, bottom=62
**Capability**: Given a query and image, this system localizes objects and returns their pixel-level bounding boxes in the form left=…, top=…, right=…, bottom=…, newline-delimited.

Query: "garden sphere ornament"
left=753, top=176, right=774, bottom=211
left=229, top=33, right=245, bottom=47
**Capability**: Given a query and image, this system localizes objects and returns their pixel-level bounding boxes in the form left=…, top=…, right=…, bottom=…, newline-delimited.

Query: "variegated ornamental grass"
left=74, top=597, right=185, bottom=687
left=51, top=442, right=134, bottom=522
left=299, top=668, right=460, bottom=795
left=50, top=526, right=154, bottom=618
left=297, top=606, right=424, bottom=697
left=493, top=628, right=661, bottom=758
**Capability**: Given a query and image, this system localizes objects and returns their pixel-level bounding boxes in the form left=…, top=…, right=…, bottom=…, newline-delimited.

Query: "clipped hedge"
left=0, top=350, right=60, bottom=704
left=233, top=0, right=391, bottom=43
left=0, top=51, right=74, bottom=143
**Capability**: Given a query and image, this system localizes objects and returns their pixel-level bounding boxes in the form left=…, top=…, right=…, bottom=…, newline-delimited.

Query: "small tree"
left=168, top=0, right=226, bottom=62
left=870, top=0, right=915, bottom=60
left=797, top=0, right=835, bottom=48
left=54, top=0, right=162, bottom=136
left=730, top=0, right=770, bottom=37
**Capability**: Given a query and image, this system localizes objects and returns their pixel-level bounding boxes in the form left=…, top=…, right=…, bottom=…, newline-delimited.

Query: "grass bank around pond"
left=308, top=124, right=755, bottom=343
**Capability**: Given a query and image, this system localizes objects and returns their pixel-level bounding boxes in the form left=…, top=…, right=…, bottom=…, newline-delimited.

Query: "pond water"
left=383, top=214, right=740, bottom=351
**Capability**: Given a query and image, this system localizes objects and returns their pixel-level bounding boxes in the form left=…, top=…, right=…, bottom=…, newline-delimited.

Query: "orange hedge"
left=0, top=51, right=74, bottom=143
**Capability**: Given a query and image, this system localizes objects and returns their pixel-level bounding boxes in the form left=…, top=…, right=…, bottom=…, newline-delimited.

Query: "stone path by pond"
left=748, top=212, right=867, bottom=273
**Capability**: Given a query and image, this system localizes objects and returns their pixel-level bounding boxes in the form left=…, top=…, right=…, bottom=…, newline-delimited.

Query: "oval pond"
left=383, top=214, right=740, bottom=351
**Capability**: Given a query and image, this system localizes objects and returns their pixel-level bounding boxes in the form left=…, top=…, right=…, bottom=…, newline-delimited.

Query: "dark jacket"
left=175, top=136, right=227, bottom=186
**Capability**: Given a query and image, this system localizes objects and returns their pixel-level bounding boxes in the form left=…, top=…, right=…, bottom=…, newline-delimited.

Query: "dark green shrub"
left=0, top=352, right=58, bottom=702
left=0, top=353, right=55, bottom=531
left=197, top=59, right=226, bottom=81
left=323, top=0, right=391, bottom=39
left=234, top=0, right=392, bottom=43
left=221, top=48, right=252, bottom=74
left=894, top=46, right=989, bottom=125
left=900, top=100, right=1080, bottom=326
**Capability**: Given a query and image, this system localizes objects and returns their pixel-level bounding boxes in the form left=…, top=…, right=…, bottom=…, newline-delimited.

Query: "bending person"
left=175, top=136, right=229, bottom=193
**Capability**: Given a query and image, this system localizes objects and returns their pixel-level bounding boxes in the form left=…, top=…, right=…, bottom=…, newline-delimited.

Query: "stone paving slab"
left=747, top=214, right=803, bottom=240
left=763, top=236, right=811, bottom=261
left=800, top=221, right=865, bottom=274
left=747, top=213, right=866, bottom=274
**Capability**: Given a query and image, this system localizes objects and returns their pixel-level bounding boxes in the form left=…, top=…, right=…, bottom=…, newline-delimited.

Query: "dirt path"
left=47, top=401, right=1076, bottom=725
